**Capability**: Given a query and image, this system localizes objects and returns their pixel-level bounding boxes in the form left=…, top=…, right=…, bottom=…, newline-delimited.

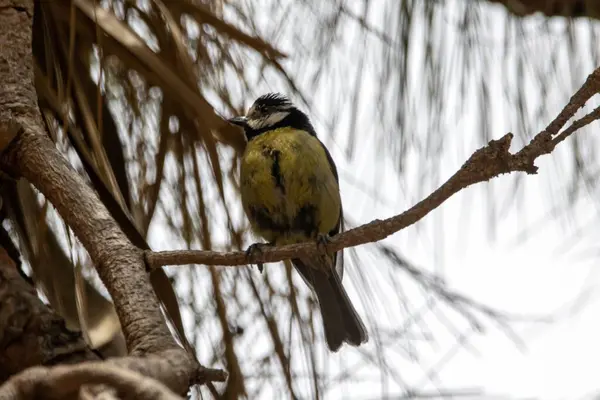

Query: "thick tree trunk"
left=0, top=235, right=99, bottom=383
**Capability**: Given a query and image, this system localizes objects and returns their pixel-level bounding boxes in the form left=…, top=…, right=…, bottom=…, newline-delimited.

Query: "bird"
left=228, top=93, right=368, bottom=351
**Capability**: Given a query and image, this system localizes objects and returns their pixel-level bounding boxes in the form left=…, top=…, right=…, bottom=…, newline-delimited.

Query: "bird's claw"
left=245, top=242, right=273, bottom=273
left=315, top=233, right=332, bottom=255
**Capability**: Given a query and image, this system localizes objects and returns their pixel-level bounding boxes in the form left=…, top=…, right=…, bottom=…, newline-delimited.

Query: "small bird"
left=228, top=93, right=368, bottom=351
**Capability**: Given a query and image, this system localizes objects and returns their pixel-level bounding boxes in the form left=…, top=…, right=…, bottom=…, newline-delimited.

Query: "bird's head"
left=228, top=93, right=314, bottom=140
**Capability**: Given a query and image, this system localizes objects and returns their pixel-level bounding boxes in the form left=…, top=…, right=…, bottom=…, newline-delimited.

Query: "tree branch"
left=146, top=66, right=600, bottom=270
left=486, top=0, right=600, bottom=20
left=0, top=353, right=227, bottom=400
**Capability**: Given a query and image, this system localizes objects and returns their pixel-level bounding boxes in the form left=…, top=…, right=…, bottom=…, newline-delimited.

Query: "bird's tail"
left=293, top=258, right=368, bottom=351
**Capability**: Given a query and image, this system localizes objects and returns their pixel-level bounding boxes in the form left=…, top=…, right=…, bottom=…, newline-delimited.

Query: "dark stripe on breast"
left=261, top=146, right=285, bottom=194
left=270, top=149, right=285, bottom=193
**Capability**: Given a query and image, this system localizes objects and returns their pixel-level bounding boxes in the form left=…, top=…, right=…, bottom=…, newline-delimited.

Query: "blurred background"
left=10, top=0, right=600, bottom=399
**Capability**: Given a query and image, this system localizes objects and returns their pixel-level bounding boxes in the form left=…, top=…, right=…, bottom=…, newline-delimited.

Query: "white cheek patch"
left=265, top=111, right=290, bottom=126
left=247, top=111, right=290, bottom=130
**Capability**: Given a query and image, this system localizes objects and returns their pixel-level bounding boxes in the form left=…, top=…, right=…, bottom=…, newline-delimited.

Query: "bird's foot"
left=315, top=233, right=332, bottom=256
left=245, top=242, right=273, bottom=273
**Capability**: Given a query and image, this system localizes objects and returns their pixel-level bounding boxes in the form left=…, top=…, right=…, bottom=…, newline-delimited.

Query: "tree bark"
left=0, top=237, right=99, bottom=383
left=487, top=0, right=600, bottom=19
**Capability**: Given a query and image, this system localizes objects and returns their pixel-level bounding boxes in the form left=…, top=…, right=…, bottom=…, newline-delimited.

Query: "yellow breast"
left=240, top=127, right=341, bottom=244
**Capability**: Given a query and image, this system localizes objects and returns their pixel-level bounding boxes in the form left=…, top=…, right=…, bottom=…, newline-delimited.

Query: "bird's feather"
left=237, top=95, right=368, bottom=351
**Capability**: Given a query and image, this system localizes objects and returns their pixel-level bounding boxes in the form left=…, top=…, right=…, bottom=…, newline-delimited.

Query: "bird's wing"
left=334, top=213, right=345, bottom=279
left=318, top=140, right=344, bottom=280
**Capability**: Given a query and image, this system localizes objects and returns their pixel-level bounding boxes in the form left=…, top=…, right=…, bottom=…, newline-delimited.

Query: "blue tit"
left=229, top=93, right=368, bottom=351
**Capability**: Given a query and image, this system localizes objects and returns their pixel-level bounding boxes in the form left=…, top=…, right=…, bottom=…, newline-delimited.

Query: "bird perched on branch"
left=228, top=93, right=368, bottom=351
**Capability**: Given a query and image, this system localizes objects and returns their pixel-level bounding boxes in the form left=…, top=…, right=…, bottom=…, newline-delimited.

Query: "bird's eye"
left=247, top=106, right=258, bottom=118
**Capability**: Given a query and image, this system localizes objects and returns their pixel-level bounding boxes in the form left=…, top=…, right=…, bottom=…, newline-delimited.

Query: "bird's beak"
left=227, top=116, right=248, bottom=128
